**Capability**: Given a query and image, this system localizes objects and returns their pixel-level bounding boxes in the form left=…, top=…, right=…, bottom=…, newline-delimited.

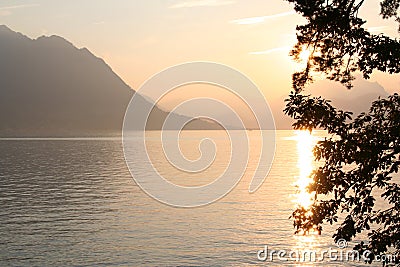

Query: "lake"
left=0, top=130, right=386, bottom=266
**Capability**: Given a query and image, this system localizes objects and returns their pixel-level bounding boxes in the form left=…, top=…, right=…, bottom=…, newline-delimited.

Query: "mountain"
left=270, top=77, right=390, bottom=130
left=0, top=25, right=220, bottom=137
left=305, top=77, right=389, bottom=115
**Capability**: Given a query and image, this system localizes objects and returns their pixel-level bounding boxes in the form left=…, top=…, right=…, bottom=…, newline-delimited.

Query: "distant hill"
left=0, top=25, right=220, bottom=137
left=305, top=77, right=389, bottom=115
left=271, top=77, right=390, bottom=130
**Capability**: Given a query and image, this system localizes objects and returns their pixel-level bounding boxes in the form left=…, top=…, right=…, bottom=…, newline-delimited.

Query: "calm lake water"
left=0, top=130, right=386, bottom=266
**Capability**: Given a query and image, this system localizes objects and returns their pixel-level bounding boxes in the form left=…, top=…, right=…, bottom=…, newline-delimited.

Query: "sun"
left=299, top=49, right=311, bottom=63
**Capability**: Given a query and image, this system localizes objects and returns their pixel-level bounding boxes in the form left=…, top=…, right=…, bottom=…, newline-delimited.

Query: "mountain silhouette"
left=0, top=25, right=220, bottom=137
left=305, top=77, right=389, bottom=115
left=270, top=77, right=390, bottom=130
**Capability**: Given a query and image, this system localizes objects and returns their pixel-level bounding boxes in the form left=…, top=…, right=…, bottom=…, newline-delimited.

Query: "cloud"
left=231, top=11, right=296, bottom=25
left=0, top=3, right=39, bottom=16
left=0, top=4, right=39, bottom=10
left=249, top=46, right=291, bottom=55
left=169, top=0, right=235, bottom=9
left=367, top=26, right=389, bottom=33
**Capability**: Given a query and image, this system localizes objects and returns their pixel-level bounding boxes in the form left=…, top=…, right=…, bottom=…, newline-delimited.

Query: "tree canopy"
left=284, top=0, right=400, bottom=265
left=287, top=0, right=400, bottom=90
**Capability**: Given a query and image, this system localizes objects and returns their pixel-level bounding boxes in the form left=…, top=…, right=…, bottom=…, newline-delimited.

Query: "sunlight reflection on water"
left=293, top=130, right=316, bottom=210
left=292, top=131, right=321, bottom=262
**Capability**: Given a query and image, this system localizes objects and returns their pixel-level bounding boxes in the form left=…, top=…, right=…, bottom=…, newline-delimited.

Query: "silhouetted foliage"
left=285, top=0, right=400, bottom=265
left=287, top=0, right=400, bottom=90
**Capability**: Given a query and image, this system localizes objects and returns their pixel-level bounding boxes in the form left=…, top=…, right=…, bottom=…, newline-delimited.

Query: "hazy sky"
left=1, top=0, right=399, bottom=101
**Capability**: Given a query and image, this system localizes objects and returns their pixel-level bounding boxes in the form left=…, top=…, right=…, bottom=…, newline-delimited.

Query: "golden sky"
left=1, top=0, right=399, bottom=101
